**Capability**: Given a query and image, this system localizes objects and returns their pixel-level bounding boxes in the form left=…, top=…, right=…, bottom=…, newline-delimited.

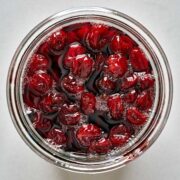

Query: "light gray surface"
left=0, top=0, right=180, bottom=179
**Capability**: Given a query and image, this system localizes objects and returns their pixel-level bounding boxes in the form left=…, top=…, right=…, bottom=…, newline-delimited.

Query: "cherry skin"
left=72, top=54, right=94, bottom=78
left=135, top=91, right=153, bottom=110
left=76, top=124, right=101, bottom=147
left=29, top=54, right=49, bottom=73
left=39, top=92, right=65, bottom=113
left=47, top=128, right=67, bottom=145
left=86, top=24, right=109, bottom=51
left=127, top=107, right=147, bottom=125
left=76, top=23, right=91, bottom=40
left=64, top=42, right=86, bottom=68
left=123, top=89, right=137, bottom=103
left=121, top=74, right=138, bottom=90
left=110, top=34, right=134, bottom=54
left=139, top=73, right=155, bottom=89
left=98, top=76, right=116, bottom=93
left=107, top=94, right=124, bottom=120
left=47, top=30, right=67, bottom=52
left=33, top=112, right=52, bottom=135
left=89, top=138, right=112, bottom=154
left=106, top=54, right=128, bottom=78
left=38, top=42, right=50, bottom=56
left=66, top=31, right=80, bottom=44
left=110, top=124, right=131, bottom=147
left=59, top=104, right=80, bottom=125
left=130, top=47, right=149, bottom=71
left=81, top=92, right=96, bottom=115
left=62, top=75, right=84, bottom=94
left=28, top=73, right=53, bottom=96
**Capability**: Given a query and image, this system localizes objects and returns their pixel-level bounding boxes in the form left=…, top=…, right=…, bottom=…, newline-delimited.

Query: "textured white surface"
left=0, top=0, right=180, bottom=179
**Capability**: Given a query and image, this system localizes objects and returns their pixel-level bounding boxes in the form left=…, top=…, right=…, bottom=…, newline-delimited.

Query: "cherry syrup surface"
left=22, top=22, right=155, bottom=154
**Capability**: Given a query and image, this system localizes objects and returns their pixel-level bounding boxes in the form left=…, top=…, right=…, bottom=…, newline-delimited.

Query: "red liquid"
left=23, top=22, right=155, bottom=154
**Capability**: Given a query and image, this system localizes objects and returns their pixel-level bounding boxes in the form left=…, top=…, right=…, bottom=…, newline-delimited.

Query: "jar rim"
left=7, top=7, right=173, bottom=173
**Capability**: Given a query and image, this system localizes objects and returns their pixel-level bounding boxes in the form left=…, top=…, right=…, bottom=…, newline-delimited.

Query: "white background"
left=1, top=0, right=180, bottom=179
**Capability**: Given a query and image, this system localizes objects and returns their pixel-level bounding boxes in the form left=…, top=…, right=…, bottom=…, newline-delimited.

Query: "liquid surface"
left=22, top=22, right=155, bottom=154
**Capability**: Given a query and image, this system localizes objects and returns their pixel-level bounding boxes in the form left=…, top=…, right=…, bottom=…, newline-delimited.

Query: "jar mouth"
left=7, top=7, right=173, bottom=173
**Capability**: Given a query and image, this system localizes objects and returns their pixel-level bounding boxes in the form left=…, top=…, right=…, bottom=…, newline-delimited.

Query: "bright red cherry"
left=38, top=42, right=50, bottom=56
left=62, top=75, right=84, bottom=94
left=66, top=31, right=80, bottom=44
left=107, top=94, right=124, bottom=119
left=76, top=124, right=101, bottom=147
left=86, top=24, right=109, bottom=51
left=110, top=34, right=134, bottom=54
left=29, top=54, right=49, bottom=73
left=124, top=89, right=137, bottom=103
left=81, top=92, right=96, bottom=115
left=72, top=54, right=93, bottom=78
left=121, top=74, right=138, bottom=90
left=109, top=124, right=131, bottom=147
left=127, top=107, right=147, bottom=125
left=64, top=43, right=86, bottom=68
left=130, top=47, right=149, bottom=71
left=106, top=54, right=128, bottom=77
left=28, top=73, right=53, bottom=96
left=139, top=73, right=155, bottom=89
left=135, top=91, right=153, bottom=110
left=47, top=30, right=67, bottom=52
left=76, top=23, right=91, bottom=40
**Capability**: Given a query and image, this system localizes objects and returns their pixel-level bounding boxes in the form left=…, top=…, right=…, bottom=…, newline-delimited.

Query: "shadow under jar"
left=7, top=7, right=173, bottom=173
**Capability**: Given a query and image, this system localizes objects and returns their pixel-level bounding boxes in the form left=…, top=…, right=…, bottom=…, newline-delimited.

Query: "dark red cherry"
left=98, top=76, right=116, bottom=93
left=107, top=94, right=124, bottom=119
left=130, top=47, right=149, bottom=71
left=33, top=112, right=52, bottom=134
left=40, top=92, right=65, bottom=113
left=127, top=107, right=147, bottom=125
left=64, top=43, right=86, bottom=68
left=89, top=138, right=112, bottom=154
left=47, top=30, right=67, bottom=52
left=81, top=92, right=96, bottom=115
left=106, top=54, right=128, bottom=77
left=76, top=124, right=101, bottom=147
left=59, top=104, right=80, bottom=125
left=139, top=73, right=155, bottom=89
left=23, top=85, right=41, bottom=109
left=29, top=54, right=49, bottom=73
left=109, top=124, right=130, bottom=147
left=110, top=34, right=134, bottom=54
left=121, top=74, right=138, bottom=90
left=28, top=73, right=53, bottom=96
left=94, top=53, right=106, bottom=69
left=135, top=91, right=153, bottom=110
left=47, top=128, right=67, bottom=145
left=62, top=75, right=84, bottom=94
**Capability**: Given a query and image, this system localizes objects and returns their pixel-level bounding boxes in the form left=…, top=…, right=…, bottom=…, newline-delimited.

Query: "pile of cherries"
left=23, top=22, right=155, bottom=154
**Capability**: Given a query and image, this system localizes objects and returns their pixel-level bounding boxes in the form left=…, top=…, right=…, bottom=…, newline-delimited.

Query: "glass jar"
left=7, top=7, right=173, bottom=173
